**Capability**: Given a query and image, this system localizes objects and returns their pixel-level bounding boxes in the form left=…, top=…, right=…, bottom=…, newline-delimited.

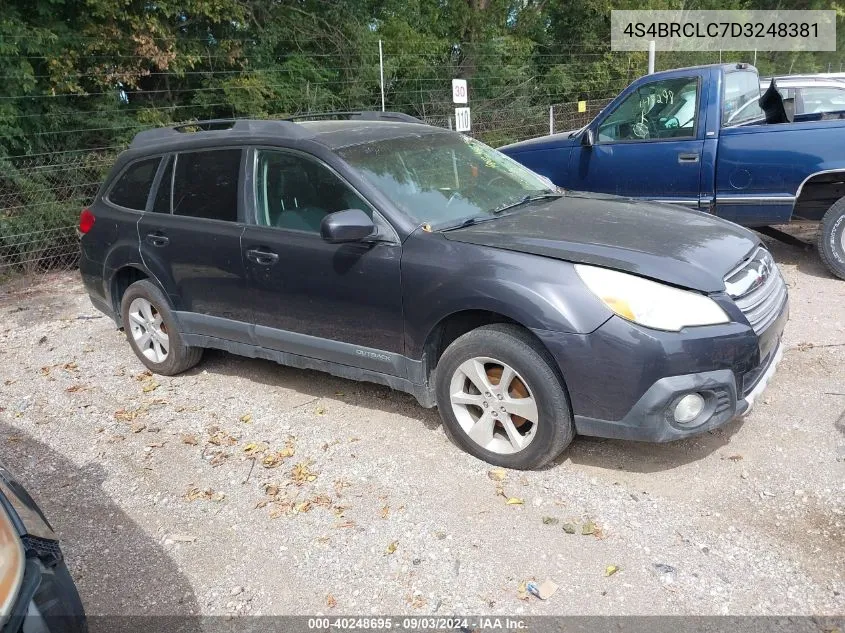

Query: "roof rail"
left=129, top=118, right=311, bottom=149
left=284, top=110, right=423, bottom=124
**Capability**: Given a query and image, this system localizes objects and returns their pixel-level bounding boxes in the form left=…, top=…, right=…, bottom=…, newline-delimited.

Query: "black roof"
left=128, top=112, right=450, bottom=153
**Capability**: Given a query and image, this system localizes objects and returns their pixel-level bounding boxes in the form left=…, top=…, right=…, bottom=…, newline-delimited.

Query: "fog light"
left=673, top=393, right=705, bottom=425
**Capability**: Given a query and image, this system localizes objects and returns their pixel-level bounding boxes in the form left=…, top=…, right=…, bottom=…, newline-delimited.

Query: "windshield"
left=336, top=133, right=555, bottom=227
left=724, top=70, right=764, bottom=126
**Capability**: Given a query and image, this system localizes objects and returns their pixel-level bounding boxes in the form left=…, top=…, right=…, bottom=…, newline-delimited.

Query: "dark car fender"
left=400, top=230, right=613, bottom=360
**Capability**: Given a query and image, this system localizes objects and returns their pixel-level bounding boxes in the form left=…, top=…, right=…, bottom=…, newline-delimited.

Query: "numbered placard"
left=454, top=107, right=471, bottom=132
left=452, top=79, right=468, bottom=104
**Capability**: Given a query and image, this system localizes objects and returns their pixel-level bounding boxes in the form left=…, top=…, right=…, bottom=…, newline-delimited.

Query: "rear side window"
left=172, top=150, right=241, bottom=222
left=107, top=157, right=161, bottom=210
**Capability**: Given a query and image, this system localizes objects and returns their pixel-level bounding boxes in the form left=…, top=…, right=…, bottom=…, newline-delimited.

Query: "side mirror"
left=580, top=128, right=595, bottom=147
left=320, top=209, right=376, bottom=243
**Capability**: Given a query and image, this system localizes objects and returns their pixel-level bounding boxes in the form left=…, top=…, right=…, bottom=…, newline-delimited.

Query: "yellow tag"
left=578, top=100, right=587, bottom=113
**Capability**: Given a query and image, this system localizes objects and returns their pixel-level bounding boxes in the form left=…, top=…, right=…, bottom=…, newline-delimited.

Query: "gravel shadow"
left=0, top=422, right=201, bottom=620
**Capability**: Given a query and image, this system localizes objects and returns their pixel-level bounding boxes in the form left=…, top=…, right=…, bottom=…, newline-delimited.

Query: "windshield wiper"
left=438, top=215, right=495, bottom=232
left=490, top=192, right=561, bottom=215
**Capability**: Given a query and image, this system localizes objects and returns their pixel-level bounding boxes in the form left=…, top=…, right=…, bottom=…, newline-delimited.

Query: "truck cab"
left=500, top=63, right=845, bottom=280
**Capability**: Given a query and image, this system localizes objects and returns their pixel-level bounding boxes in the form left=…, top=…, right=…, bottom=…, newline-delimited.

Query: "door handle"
left=145, top=232, right=169, bottom=247
left=246, top=248, right=279, bottom=266
left=678, top=153, right=700, bottom=163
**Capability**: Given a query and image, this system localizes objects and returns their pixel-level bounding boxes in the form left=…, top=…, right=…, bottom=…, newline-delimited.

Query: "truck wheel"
left=434, top=323, right=574, bottom=470
left=818, top=196, right=845, bottom=280
left=120, top=280, right=203, bottom=375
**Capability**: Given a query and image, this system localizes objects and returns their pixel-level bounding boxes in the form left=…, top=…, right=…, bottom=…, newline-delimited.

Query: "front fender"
left=401, top=232, right=612, bottom=358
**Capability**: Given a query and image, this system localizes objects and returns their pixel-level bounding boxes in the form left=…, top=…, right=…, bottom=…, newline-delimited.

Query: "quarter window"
left=172, top=150, right=241, bottom=222
left=598, top=77, right=699, bottom=142
left=255, top=150, right=370, bottom=233
left=108, top=157, right=161, bottom=210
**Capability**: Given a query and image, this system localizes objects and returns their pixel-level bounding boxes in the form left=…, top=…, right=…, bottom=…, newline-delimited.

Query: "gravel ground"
left=0, top=235, right=843, bottom=617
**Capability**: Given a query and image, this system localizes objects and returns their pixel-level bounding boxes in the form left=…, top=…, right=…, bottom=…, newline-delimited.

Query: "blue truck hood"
left=442, top=192, right=760, bottom=293
left=499, top=130, right=580, bottom=154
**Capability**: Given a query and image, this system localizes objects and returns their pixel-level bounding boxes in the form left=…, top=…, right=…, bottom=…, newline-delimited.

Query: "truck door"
left=567, top=73, right=707, bottom=207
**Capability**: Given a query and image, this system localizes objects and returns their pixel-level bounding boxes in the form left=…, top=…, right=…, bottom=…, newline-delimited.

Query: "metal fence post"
left=549, top=106, right=554, bottom=135
left=648, top=41, right=655, bottom=74
left=379, top=40, right=385, bottom=112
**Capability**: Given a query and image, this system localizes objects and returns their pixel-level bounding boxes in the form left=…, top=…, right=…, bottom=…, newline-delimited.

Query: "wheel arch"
left=108, top=264, right=169, bottom=320
left=793, top=170, right=845, bottom=221
left=418, top=309, right=566, bottom=394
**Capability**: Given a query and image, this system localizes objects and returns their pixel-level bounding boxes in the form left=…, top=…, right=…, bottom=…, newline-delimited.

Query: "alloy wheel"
left=448, top=357, right=539, bottom=455
left=127, top=297, right=169, bottom=363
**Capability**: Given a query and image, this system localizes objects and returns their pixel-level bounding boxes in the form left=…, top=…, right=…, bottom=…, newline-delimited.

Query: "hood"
left=499, top=129, right=580, bottom=153
left=442, top=192, right=760, bottom=292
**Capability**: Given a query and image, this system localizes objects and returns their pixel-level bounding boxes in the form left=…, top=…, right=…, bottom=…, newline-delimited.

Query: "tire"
left=817, top=196, right=845, bottom=280
left=434, top=323, right=574, bottom=470
left=120, top=280, right=203, bottom=375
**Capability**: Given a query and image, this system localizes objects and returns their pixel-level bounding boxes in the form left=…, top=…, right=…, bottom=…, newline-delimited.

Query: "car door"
left=566, top=74, right=706, bottom=206
left=241, top=147, right=405, bottom=376
left=138, top=148, right=252, bottom=341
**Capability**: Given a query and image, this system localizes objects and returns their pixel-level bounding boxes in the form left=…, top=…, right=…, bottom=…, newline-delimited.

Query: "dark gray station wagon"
left=79, top=113, right=788, bottom=469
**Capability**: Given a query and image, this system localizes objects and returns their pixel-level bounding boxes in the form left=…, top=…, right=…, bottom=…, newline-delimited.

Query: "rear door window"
left=107, top=157, right=161, bottom=210
left=172, top=150, right=242, bottom=222
left=151, top=156, right=174, bottom=214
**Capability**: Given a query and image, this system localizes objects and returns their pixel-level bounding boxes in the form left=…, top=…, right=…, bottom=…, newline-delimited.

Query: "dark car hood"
left=442, top=192, right=760, bottom=292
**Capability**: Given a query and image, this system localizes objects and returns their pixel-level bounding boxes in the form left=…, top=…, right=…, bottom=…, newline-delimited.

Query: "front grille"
left=724, top=247, right=787, bottom=334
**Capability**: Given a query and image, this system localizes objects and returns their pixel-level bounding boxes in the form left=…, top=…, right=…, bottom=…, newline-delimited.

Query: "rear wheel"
left=818, top=196, right=845, bottom=280
left=120, top=280, right=203, bottom=375
left=434, top=324, right=574, bottom=470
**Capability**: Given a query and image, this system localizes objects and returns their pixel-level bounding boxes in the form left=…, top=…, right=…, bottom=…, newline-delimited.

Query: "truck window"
left=798, top=86, right=845, bottom=114
left=723, top=71, right=764, bottom=126
left=597, top=77, right=699, bottom=142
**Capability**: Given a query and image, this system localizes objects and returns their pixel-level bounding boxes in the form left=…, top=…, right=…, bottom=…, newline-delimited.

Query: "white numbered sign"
left=454, top=107, right=471, bottom=132
left=452, top=79, right=468, bottom=104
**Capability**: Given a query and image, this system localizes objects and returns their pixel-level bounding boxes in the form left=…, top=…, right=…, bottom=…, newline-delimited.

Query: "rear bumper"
left=532, top=299, right=788, bottom=442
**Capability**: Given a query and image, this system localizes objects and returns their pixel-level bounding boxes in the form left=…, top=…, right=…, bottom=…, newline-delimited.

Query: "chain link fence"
left=0, top=100, right=609, bottom=277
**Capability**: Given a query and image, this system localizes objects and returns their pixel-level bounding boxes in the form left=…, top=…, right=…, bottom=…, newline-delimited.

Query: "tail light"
left=79, top=208, right=95, bottom=234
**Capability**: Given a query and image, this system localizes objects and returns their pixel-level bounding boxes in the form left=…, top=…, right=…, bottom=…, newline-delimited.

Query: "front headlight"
left=0, top=504, right=25, bottom=625
left=575, top=264, right=729, bottom=331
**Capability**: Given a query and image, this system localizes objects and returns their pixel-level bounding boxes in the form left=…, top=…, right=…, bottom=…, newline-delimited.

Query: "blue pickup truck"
left=500, top=63, right=845, bottom=280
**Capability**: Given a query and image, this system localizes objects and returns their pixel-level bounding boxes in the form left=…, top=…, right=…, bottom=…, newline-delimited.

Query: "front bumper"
left=532, top=298, right=788, bottom=442
left=0, top=471, right=86, bottom=633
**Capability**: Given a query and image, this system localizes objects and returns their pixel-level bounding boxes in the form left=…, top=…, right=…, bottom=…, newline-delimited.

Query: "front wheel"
left=818, top=196, right=845, bottom=280
left=434, top=324, right=574, bottom=470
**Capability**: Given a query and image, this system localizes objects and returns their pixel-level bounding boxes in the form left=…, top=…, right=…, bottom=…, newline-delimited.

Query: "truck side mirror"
left=581, top=128, right=595, bottom=147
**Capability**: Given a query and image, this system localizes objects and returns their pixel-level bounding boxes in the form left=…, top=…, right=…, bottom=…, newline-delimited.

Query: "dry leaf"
left=181, top=434, right=198, bottom=445
left=63, top=362, right=79, bottom=371
left=114, top=409, right=139, bottom=422
left=582, top=521, right=596, bottom=535
left=562, top=523, right=577, bottom=534
left=243, top=441, right=269, bottom=456
left=326, top=594, right=337, bottom=609
left=727, top=454, right=743, bottom=461
left=130, top=422, right=146, bottom=433
left=184, top=487, right=225, bottom=502
left=146, top=441, right=165, bottom=448
left=333, top=478, right=351, bottom=494
left=542, top=516, right=559, bottom=525
left=264, top=483, right=281, bottom=498
left=517, top=581, right=530, bottom=601
left=66, top=384, right=89, bottom=393
left=605, top=565, right=619, bottom=577
left=291, top=461, right=317, bottom=484
left=506, top=497, right=524, bottom=505
left=135, top=371, right=153, bottom=381
left=385, top=540, right=398, bottom=555
left=142, top=380, right=159, bottom=393
left=488, top=468, right=507, bottom=482
left=315, top=406, right=326, bottom=415
left=294, top=500, right=312, bottom=514
left=240, top=413, right=253, bottom=424
left=380, top=505, right=390, bottom=519
left=312, top=494, right=333, bottom=508
left=207, top=429, right=238, bottom=446
left=335, top=520, right=356, bottom=529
